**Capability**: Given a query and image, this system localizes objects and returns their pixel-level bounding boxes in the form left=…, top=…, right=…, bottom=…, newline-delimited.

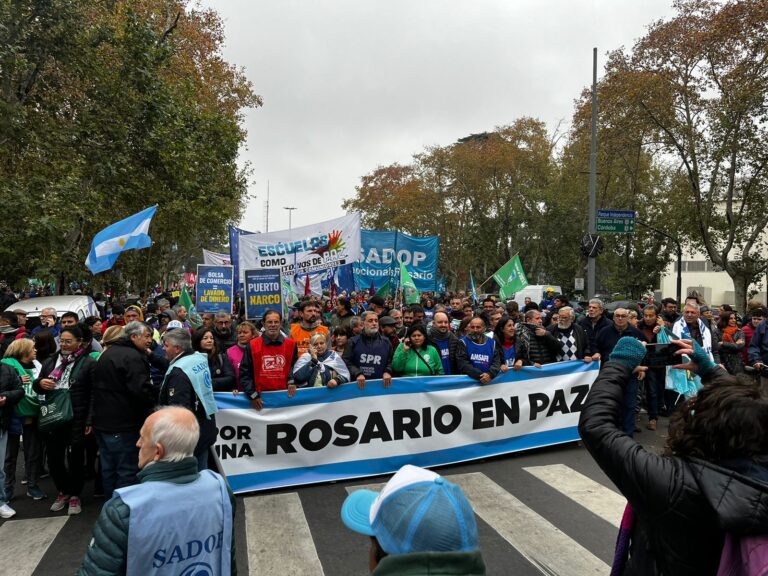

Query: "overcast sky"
left=199, top=0, right=675, bottom=233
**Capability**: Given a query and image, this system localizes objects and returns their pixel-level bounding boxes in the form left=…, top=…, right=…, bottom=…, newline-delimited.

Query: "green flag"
left=375, top=277, right=392, bottom=298
left=282, top=276, right=299, bottom=318
left=493, top=254, right=528, bottom=300
left=180, top=286, right=202, bottom=329
left=400, top=261, right=420, bottom=305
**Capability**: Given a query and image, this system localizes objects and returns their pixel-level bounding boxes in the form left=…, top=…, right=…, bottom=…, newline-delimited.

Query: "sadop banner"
left=212, top=361, right=598, bottom=493
left=244, top=269, right=282, bottom=319
left=195, top=265, right=234, bottom=314
left=353, top=230, right=439, bottom=293
left=238, top=214, right=361, bottom=285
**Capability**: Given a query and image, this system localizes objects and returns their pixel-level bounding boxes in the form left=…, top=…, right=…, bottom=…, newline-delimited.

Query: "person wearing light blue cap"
left=341, top=464, right=486, bottom=575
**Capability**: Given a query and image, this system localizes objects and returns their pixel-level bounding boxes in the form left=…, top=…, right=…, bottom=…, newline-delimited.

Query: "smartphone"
left=643, top=342, right=678, bottom=368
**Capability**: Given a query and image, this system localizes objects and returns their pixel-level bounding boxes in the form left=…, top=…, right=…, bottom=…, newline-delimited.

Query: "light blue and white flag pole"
left=85, top=205, right=158, bottom=274
left=469, top=270, right=479, bottom=304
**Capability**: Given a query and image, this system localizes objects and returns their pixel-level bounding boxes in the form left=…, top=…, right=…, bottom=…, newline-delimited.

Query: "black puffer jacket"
left=579, top=362, right=768, bottom=575
left=92, top=338, right=154, bottom=434
left=34, top=354, right=96, bottom=444
left=0, top=363, right=24, bottom=431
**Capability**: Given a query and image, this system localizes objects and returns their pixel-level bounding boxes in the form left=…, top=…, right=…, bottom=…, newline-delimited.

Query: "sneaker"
left=26, top=487, right=46, bottom=500
left=0, top=504, right=16, bottom=519
left=67, top=497, right=82, bottom=515
left=50, top=493, right=70, bottom=512
left=647, top=419, right=658, bottom=431
left=20, top=479, right=28, bottom=485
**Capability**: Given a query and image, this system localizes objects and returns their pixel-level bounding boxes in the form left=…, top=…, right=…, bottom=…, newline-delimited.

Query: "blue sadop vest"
left=460, top=337, right=495, bottom=372
left=119, top=469, right=232, bottom=576
left=434, top=338, right=452, bottom=375
left=163, top=352, right=218, bottom=418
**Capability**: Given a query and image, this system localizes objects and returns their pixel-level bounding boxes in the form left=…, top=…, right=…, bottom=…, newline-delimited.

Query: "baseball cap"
left=166, top=320, right=184, bottom=331
left=341, top=465, right=478, bottom=555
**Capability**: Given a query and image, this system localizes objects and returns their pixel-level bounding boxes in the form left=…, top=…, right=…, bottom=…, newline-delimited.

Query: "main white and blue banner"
left=212, top=361, right=598, bottom=493
left=353, top=230, right=439, bottom=293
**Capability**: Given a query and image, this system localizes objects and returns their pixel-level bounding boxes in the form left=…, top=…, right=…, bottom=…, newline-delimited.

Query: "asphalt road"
left=0, top=415, right=668, bottom=576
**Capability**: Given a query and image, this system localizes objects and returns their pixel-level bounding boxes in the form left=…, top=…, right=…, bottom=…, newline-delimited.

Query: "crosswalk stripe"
left=451, top=473, right=608, bottom=575
left=523, top=464, right=625, bottom=528
left=243, top=492, right=324, bottom=576
left=348, top=472, right=608, bottom=576
left=0, top=517, right=69, bottom=576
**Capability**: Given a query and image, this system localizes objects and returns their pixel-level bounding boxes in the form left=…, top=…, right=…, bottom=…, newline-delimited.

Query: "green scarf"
left=2, top=357, right=39, bottom=417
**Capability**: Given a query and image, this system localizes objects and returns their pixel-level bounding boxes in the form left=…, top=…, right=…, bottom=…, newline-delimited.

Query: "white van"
left=7, top=295, right=100, bottom=322
left=510, top=285, right=563, bottom=305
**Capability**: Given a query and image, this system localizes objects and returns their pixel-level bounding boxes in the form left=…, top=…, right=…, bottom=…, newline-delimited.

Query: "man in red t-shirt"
left=239, top=309, right=298, bottom=410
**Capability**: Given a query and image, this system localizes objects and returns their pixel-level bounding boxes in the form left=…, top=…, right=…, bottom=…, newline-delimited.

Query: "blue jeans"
left=644, top=369, right=665, bottom=420
left=0, top=429, right=8, bottom=505
left=623, top=376, right=640, bottom=437
left=96, top=431, right=139, bottom=500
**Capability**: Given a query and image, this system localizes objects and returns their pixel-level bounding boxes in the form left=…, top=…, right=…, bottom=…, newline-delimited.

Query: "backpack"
left=717, top=533, right=768, bottom=576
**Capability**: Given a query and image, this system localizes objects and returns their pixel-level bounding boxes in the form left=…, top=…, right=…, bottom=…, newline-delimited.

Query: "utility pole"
left=587, top=48, right=598, bottom=298
left=264, top=181, right=270, bottom=232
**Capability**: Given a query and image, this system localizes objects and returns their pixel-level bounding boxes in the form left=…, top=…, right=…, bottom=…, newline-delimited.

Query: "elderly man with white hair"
left=672, top=301, right=718, bottom=363
left=546, top=306, right=595, bottom=362
left=79, top=407, right=237, bottom=576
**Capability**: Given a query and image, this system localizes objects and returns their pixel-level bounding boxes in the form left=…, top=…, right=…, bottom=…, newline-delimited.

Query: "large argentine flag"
left=85, top=205, right=158, bottom=274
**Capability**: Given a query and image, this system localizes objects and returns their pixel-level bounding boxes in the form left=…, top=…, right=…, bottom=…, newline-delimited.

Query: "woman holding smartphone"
left=580, top=337, right=768, bottom=575
left=392, top=324, right=444, bottom=377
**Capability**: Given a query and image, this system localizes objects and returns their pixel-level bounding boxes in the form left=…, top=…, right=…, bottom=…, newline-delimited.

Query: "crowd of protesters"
left=0, top=282, right=767, bottom=575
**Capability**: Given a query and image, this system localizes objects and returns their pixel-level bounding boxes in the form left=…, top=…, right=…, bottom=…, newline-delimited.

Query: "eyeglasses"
left=614, top=314, right=628, bottom=318
left=40, top=315, right=53, bottom=319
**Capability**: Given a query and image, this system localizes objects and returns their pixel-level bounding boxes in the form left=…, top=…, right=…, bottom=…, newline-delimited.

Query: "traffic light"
left=580, top=234, right=604, bottom=258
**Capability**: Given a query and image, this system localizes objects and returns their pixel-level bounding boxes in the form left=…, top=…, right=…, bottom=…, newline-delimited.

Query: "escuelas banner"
left=212, top=361, right=598, bottom=493
left=237, top=214, right=361, bottom=285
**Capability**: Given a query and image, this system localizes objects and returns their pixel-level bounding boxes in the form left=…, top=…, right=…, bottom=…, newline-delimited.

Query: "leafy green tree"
left=0, top=1, right=260, bottom=292
left=600, top=0, right=768, bottom=310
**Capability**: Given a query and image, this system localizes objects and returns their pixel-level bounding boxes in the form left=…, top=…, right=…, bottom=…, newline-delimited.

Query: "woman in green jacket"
left=392, top=324, right=444, bottom=377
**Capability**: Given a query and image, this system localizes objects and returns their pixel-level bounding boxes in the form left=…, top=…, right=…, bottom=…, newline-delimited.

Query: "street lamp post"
left=283, top=206, right=297, bottom=232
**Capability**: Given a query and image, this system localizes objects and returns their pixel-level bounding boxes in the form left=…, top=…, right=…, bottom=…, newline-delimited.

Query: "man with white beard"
left=546, top=306, right=595, bottom=362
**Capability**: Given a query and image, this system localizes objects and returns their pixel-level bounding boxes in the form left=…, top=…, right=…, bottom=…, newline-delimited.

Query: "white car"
left=7, top=295, right=100, bottom=323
